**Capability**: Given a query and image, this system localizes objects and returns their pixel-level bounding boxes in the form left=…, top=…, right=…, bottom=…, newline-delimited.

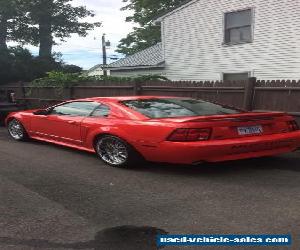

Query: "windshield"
left=121, top=98, right=241, bottom=118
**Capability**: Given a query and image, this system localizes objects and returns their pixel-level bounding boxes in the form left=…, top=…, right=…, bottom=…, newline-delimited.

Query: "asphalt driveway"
left=0, top=126, right=299, bottom=250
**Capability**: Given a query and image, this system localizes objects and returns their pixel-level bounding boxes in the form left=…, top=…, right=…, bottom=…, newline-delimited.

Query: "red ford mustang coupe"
left=5, top=96, right=300, bottom=167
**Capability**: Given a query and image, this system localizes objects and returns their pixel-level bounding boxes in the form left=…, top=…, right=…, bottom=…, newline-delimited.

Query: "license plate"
left=237, top=125, right=263, bottom=135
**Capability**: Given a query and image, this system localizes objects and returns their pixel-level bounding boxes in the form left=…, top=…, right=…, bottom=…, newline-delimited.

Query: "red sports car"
left=5, top=96, right=300, bottom=167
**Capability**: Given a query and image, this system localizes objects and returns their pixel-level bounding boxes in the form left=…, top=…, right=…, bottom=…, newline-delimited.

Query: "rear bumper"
left=139, top=131, right=300, bottom=164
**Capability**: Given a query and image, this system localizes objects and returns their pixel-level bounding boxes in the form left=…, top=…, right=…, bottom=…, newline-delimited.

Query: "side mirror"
left=33, top=109, right=50, bottom=115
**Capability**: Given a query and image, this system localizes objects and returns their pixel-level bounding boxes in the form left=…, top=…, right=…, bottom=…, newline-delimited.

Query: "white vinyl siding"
left=87, top=68, right=107, bottom=76
left=160, top=0, right=300, bottom=81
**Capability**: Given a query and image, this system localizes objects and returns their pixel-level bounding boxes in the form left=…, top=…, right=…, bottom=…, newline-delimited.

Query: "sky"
left=25, top=0, right=135, bottom=70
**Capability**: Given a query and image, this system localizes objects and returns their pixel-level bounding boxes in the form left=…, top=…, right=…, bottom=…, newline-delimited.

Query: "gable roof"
left=107, top=43, right=164, bottom=70
left=87, top=64, right=103, bottom=73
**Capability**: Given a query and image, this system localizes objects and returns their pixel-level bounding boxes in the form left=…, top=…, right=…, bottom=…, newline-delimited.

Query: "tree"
left=28, top=0, right=101, bottom=59
left=0, top=0, right=33, bottom=50
left=0, top=46, right=62, bottom=84
left=62, top=64, right=83, bottom=73
left=117, top=0, right=185, bottom=55
left=117, top=25, right=161, bottom=56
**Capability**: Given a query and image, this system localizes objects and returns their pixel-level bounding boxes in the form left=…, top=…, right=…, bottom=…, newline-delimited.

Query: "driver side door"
left=30, top=101, right=100, bottom=145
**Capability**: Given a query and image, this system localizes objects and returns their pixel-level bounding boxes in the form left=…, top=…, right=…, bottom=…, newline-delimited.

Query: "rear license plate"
left=237, top=125, right=263, bottom=135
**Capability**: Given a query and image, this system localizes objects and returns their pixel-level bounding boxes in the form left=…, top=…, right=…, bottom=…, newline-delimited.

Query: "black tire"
left=7, top=119, right=28, bottom=141
left=95, top=135, right=143, bottom=168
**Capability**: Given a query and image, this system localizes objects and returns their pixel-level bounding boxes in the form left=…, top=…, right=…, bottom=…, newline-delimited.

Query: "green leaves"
left=28, top=0, right=101, bottom=58
left=0, top=46, right=83, bottom=85
left=31, top=72, right=169, bottom=88
left=32, top=71, right=82, bottom=88
left=0, top=0, right=101, bottom=57
left=29, top=72, right=169, bottom=98
left=118, top=0, right=186, bottom=55
left=116, top=25, right=161, bottom=55
left=0, top=0, right=100, bottom=84
left=33, top=0, right=101, bottom=41
left=0, top=0, right=34, bottom=47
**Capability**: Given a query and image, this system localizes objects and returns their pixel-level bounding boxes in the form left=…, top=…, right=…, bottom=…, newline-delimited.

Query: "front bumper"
left=139, top=131, right=300, bottom=164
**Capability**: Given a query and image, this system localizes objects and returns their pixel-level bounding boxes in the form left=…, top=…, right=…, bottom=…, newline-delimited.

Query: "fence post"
left=69, top=86, right=74, bottom=100
left=19, top=81, right=26, bottom=98
left=243, top=77, right=256, bottom=111
left=134, top=81, right=142, bottom=96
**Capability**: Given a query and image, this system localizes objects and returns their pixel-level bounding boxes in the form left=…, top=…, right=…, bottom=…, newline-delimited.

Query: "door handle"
left=67, top=121, right=78, bottom=125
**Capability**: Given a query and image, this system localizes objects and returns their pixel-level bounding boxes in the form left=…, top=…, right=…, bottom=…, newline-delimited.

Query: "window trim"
left=222, top=7, right=255, bottom=46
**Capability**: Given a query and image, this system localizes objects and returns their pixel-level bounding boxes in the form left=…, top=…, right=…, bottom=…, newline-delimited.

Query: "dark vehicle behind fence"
left=0, top=90, right=24, bottom=125
left=0, top=103, right=22, bottom=123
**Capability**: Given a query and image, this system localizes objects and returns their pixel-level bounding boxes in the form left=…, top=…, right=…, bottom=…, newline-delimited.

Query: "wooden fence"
left=1, top=78, right=300, bottom=117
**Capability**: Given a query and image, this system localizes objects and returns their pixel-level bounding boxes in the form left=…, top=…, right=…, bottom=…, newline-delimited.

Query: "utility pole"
left=102, top=34, right=108, bottom=76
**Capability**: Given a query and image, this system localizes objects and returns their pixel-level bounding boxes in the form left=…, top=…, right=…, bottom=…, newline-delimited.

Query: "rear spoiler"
left=181, top=112, right=288, bottom=123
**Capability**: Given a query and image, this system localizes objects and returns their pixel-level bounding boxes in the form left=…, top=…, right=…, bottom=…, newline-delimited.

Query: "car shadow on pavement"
left=0, top=225, right=168, bottom=250
left=13, top=137, right=300, bottom=174
left=133, top=154, right=300, bottom=176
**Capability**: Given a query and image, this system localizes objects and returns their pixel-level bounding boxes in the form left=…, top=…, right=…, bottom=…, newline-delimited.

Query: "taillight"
left=287, top=120, right=299, bottom=131
left=167, top=128, right=212, bottom=142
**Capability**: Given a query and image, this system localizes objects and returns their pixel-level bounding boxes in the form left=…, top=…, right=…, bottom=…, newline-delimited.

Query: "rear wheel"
left=7, top=119, right=27, bottom=141
left=95, top=135, right=142, bottom=168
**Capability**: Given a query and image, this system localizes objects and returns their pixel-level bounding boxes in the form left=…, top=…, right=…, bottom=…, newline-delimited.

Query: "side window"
left=90, top=105, right=110, bottom=117
left=51, top=102, right=99, bottom=117
left=224, top=9, right=253, bottom=44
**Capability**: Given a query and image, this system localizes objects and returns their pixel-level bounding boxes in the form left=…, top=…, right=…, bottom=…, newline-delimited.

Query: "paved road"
left=0, top=126, right=299, bottom=250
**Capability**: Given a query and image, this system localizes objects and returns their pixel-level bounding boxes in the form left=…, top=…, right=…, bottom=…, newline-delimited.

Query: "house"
left=88, top=43, right=165, bottom=78
left=154, top=0, right=300, bottom=81
left=86, top=64, right=108, bottom=76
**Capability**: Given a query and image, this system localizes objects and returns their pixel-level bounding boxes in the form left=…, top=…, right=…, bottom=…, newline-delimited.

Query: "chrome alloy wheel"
left=96, top=136, right=129, bottom=166
left=8, top=119, right=24, bottom=140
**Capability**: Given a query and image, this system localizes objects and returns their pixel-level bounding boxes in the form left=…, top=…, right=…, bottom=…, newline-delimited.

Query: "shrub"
left=32, top=71, right=82, bottom=87
left=31, top=72, right=169, bottom=87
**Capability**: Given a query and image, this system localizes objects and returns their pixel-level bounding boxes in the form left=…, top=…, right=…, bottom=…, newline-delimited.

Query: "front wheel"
left=7, top=119, right=27, bottom=141
left=95, top=135, right=143, bottom=168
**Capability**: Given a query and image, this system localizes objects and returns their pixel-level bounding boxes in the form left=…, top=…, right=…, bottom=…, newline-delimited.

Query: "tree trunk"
left=38, top=14, right=53, bottom=59
left=0, top=16, right=8, bottom=50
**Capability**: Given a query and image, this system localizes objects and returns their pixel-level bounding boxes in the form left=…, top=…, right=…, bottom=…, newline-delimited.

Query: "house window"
left=224, top=9, right=253, bottom=44
left=223, top=73, right=249, bottom=81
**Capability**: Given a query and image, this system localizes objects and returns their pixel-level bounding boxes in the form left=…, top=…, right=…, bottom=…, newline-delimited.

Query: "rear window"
left=121, top=98, right=240, bottom=118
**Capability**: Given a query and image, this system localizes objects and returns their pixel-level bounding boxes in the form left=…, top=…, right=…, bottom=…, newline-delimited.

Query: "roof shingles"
left=107, top=43, right=164, bottom=69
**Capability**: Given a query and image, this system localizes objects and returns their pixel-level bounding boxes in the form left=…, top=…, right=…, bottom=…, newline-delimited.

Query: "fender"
left=5, top=111, right=33, bottom=131
left=84, top=125, right=139, bottom=150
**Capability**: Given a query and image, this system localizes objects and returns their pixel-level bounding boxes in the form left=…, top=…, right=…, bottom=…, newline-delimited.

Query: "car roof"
left=78, top=96, right=186, bottom=103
